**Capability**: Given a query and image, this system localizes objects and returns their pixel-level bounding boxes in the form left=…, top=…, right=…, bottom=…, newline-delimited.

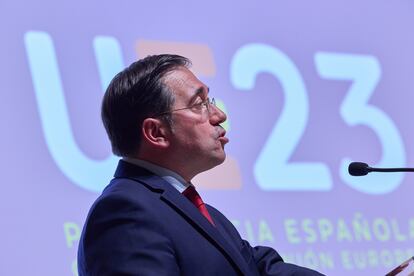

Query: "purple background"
left=1, top=0, right=413, bottom=275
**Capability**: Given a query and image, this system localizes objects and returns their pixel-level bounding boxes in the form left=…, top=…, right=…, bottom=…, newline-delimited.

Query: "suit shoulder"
left=90, top=177, right=162, bottom=215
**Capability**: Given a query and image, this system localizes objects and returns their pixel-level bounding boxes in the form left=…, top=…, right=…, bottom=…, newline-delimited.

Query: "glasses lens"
left=205, top=98, right=216, bottom=113
left=211, top=98, right=216, bottom=106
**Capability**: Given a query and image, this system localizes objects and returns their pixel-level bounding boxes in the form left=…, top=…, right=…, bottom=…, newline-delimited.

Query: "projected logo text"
left=24, top=31, right=242, bottom=192
left=25, top=32, right=406, bottom=194
left=231, top=44, right=405, bottom=194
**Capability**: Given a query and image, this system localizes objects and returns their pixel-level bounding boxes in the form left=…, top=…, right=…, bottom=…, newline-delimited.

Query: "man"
left=78, top=54, right=324, bottom=275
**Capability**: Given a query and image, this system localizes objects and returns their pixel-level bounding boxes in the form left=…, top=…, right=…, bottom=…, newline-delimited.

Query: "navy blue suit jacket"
left=78, top=160, right=324, bottom=275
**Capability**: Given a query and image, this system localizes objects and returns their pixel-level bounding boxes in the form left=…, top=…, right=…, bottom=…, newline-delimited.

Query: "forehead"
left=162, top=66, right=208, bottom=101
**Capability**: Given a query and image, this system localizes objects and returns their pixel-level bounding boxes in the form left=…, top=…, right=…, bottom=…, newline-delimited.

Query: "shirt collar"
left=122, top=157, right=190, bottom=193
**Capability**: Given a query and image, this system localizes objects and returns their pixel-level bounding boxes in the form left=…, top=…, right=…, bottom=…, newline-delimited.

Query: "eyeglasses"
left=154, top=97, right=216, bottom=117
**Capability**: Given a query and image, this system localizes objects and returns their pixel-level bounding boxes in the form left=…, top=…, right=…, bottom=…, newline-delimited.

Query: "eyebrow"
left=188, top=86, right=209, bottom=104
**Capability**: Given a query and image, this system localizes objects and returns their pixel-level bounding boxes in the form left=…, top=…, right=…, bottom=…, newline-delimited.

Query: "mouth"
left=217, top=129, right=229, bottom=145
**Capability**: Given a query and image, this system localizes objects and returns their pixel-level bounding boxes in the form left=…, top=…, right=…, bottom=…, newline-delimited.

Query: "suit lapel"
left=160, top=188, right=251, bottom=275
left=114, top=160, right=251, bottom=275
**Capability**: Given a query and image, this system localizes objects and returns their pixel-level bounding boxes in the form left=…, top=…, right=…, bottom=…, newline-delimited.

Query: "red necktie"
left=182, top=186, right=215, bottom=226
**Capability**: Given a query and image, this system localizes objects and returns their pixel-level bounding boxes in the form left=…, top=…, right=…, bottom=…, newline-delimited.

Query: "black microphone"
left=348, top=162, right=414, bottom=176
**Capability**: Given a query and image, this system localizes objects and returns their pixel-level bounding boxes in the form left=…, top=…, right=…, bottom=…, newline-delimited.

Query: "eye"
left=200, top=99, right=210, bottom=109
left=191, top=98, right=207, bottom=109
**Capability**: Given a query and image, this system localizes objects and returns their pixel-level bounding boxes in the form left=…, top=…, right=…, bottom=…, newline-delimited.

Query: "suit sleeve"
left=78, top=194, right=180, bottom=276
left=244, top=240, right=325, bottom=276
left=207, top=205, right=325, bottom=276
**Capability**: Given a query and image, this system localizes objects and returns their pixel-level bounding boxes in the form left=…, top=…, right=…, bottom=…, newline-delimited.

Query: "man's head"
left=102, top=54, right=228, bottom=180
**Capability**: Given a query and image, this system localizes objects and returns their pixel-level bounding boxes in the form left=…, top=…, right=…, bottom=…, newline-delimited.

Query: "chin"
left=199, top=153, right=225, bottom=172
left=212, top=151, right=227, bottom=166
left=218, top=151, right=227, bottom=163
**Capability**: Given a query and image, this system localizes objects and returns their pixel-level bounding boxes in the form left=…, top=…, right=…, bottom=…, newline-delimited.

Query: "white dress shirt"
left=123, top=157, right=190, bottom=193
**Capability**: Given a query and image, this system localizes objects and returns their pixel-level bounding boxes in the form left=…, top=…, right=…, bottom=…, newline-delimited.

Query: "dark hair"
left=101, top=54, right=191, bottom=157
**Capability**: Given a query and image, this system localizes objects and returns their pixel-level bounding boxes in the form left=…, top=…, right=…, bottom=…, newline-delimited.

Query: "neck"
left=134, top=154, right=196, bottom=182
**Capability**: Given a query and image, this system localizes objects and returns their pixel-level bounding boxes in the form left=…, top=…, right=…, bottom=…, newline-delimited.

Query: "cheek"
left=184, top=129, right=215, bottom=150
left=173, top=128, right=203, bottom=146
left=171, top=117, right=215, bottom=145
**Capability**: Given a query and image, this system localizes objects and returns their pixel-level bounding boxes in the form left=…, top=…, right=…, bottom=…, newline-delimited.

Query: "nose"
left=209, top=104, right=227, bottom=125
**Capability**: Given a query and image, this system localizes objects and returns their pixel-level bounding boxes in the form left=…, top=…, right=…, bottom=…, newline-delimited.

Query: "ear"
left=141, top=118, right=170, bottom=148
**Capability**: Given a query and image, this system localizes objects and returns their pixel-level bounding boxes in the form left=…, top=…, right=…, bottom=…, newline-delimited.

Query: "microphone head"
left=348, top=162, right=370, bottom=176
